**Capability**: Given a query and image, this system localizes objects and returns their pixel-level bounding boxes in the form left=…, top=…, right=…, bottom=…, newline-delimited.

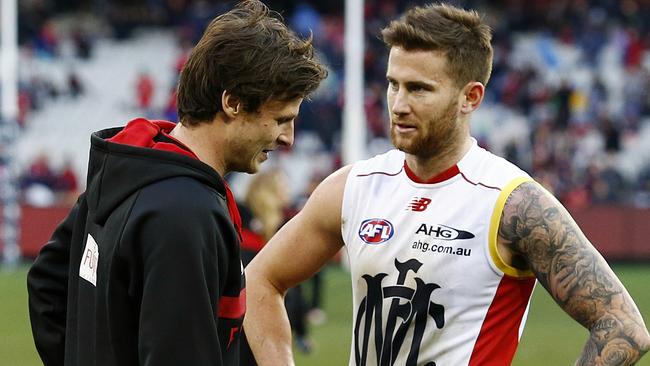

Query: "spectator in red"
left=23, top=153, right=56, bottom=190
left=20, top=153, right=57, bottom=207
left=18, top=89, right=31, bottom=128
left=164, top=88, right=178, bottom=122
left=56, top=158, right=79, bottom=205
left=135, top=71, right=154, bottom=111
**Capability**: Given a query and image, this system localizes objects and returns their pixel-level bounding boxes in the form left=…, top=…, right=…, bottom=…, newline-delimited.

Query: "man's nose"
left=278, top=121, right=294, bottom=147
left=391, top=89, right=411, bottom=116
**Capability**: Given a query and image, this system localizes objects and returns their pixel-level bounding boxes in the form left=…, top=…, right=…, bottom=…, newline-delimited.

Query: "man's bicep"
left=248, top=166, right=349, bottom=292
left=499, top=182, right=634, bottom=327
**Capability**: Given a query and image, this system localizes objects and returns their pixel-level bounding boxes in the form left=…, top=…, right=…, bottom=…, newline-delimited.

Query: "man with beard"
left=244, top=3, right=650, bottom=366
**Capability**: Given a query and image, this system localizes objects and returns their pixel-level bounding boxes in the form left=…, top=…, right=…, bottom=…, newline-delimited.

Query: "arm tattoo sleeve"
left=498, top=182, right=650, bottom=365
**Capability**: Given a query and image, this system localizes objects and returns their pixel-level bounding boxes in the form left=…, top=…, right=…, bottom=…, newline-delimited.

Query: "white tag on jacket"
left=79, top=234, right=99, bottom=286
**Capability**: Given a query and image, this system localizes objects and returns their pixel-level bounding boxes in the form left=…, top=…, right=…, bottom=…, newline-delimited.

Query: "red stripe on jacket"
left=218, top=289, right=246, bottom=319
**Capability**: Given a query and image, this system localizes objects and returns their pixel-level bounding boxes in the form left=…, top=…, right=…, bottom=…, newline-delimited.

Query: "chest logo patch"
left=415, top=223, right=475, bottom=240
left=408, top=197, right=431, bottom=212
left=79, top=234, right=99, bottom=286
left=358, top=218, right=394, bottom=244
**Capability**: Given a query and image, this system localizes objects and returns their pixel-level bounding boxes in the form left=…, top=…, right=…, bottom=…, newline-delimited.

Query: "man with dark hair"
left=27, top=1, right=326, bottom=365
left=244, top=3, right=649, bottom=365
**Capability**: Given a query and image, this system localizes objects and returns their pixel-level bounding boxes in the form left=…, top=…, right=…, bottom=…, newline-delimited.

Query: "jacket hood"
left=86, top=124, right=226, bottom=225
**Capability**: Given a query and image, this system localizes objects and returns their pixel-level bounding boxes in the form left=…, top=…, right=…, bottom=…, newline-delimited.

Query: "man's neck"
left=404, top=135, right=472, bottom=181
left=169, top=121, right=227, bottom=176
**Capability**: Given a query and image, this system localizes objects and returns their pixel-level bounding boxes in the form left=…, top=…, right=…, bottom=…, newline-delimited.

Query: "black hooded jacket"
left=27, top=123, right=246, bottom=366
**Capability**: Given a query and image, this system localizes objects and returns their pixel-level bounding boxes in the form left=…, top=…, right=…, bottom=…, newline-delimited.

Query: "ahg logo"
left=415, top=223, right=475, bottom=241
left=358, top=218, right=394, bottom=244
left=408, top=197, right=432, bottom=212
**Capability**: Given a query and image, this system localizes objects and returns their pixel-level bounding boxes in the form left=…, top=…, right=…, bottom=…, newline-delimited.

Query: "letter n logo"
left=408, top=197, right=431, bottom=212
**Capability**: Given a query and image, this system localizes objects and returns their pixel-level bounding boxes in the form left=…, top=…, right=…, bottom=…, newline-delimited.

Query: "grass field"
left=3, top=263, right=649, bottom=366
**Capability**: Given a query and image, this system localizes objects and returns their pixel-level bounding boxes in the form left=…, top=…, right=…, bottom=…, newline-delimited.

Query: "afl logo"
left=358, top=218, right=394, bottom=244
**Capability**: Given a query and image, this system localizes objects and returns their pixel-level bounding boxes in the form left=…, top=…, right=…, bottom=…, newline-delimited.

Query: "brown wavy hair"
left=177, top=0, right=327, bottom=126
left=381, top=3, right=493, bottom=88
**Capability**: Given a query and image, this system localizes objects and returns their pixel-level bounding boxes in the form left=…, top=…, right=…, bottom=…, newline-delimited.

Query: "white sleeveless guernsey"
left=341, top=140, right=537, bottom=366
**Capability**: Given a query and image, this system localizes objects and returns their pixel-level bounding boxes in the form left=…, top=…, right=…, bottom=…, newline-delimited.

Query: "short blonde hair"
left=244, top=169, right=289, bottom=241
left=382, top=3, right=493, bottom=88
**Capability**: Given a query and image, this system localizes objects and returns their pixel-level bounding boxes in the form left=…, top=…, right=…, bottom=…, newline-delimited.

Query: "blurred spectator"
left=592, top=166, right=628, bottom=203
left=55, top=158, right=79, bottom=206
left=18, top=154, right=81, bottom=207
left=600, top=115, right=621, bottom=152
left=243, top=169, right=290, bottom=244
left=135, top=71, right=155, bottom=112
left=67, top=72, right=84, bottom=98
left=554, top=80, right=573, bottom=130
left=290, top=2, right=322, bottom=39
left=633, top=166, right=650, bottom=208
left=71, top=27, right=93, bottom=59
left=20, top=154, right=57, bottom=207
left=239, top=169, right=314, bottom=354
left=34, top=20, right=59, bottom=58
left=21, top=153, right=56, bottom=191
left=17, top=89, right=31, bottom=128
left=239, top=169, right=290, bottom=265
left=163, top=88, right=179, bottom=123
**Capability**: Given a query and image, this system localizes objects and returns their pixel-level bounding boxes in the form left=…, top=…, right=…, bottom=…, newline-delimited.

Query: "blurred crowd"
left=19, top=153, right=79, bottom=207
left=11, top=0, right=650, bottom=208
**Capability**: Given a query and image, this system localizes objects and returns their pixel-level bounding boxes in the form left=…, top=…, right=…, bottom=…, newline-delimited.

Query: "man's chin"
left=393, top=139, right=435, bottom=157
left=232, top=161, right=259, bottom=175
left=245, top=164, right=260, bottom=174
left=391, top=137, right=416, bottom=154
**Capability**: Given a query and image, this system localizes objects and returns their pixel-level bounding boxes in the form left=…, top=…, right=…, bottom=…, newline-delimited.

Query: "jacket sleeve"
left=127, top=188, right=234, bottom=366
left=27, top=196, right=84, bottom=366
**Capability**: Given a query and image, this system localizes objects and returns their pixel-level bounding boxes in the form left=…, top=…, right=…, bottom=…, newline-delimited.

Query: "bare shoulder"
left=300, top=165, right=352, bottom=226
left=312, top=165, right=352, bottom=198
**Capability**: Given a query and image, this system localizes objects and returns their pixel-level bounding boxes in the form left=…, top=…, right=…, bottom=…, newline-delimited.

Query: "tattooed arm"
left=498, top=182, right=650, bottom=365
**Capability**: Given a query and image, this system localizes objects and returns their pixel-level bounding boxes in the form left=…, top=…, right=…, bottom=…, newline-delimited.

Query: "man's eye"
left=410, top=85, right=431, bottom=92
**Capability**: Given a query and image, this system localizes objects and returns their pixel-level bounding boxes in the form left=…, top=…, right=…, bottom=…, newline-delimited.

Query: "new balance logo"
left=408, top=197, right=431, bottom=212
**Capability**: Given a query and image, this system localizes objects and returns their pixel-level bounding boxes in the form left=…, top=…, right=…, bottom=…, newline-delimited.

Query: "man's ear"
left=460, top=82, right=485, bottom=114
left=221, top=90, right=242, bottom=120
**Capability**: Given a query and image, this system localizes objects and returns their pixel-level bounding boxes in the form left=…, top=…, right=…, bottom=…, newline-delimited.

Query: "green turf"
left=3, top=264, right=649, bottom=365
left=0, top=265, right=41, bottom=366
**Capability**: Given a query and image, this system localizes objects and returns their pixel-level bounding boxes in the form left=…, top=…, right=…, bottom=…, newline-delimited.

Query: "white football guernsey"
left=341, top=139, right=537, bottom=366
